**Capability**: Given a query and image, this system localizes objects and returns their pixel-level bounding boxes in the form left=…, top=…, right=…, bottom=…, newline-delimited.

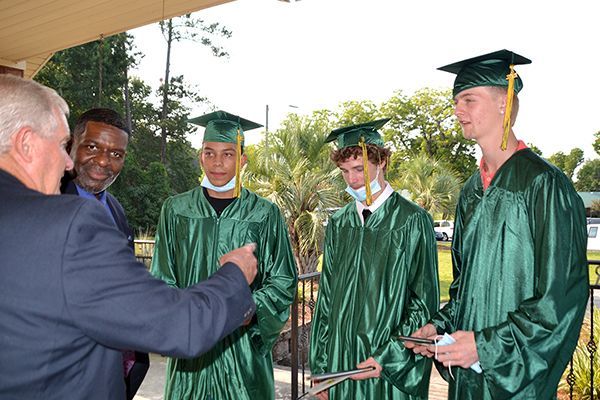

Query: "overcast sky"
left=130, top=0, right=599, bottom=160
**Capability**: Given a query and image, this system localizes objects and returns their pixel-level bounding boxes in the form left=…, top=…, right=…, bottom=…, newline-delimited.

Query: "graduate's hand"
left=219, top=243, right=258, bottom=284
left=351, top=357, right=381, bottom=380
left=314, top=391, right=328, bottom=400
left=405, top=324, right=437, bottom=358
left=307, top=379, right=329, bottom=400
left=434, top=330, right=479, bottom=369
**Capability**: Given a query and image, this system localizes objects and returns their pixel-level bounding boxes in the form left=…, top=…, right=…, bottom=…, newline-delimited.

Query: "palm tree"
left=246, top=113, right=343, bottom=274
left=392, top=154, right=461, bottom=218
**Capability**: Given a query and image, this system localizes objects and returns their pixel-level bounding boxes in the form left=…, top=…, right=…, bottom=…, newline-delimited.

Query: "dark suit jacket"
left=0, top=169, right=256, bottom=400
left=61, top=179, right=147, bottom=399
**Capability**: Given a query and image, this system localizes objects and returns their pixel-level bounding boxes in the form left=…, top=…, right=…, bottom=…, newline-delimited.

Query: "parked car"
left=434, top=220, right=454, bottom=241
left=588, top=223, right=600, bottom=251
left=434, top=231, right=444, bottom=241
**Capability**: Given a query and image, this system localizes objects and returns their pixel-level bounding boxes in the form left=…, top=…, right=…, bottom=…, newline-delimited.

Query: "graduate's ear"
left=494, top=89, right=508, bottom=115
left=240, top=153, right=248, bottom=168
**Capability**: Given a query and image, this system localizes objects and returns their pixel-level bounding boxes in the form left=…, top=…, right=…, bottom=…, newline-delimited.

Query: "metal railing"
left=565, top=259, right=599, bottom=399
left=290, top=272, right=321, bottom=399
left=289, top=261, right=600, bottom=399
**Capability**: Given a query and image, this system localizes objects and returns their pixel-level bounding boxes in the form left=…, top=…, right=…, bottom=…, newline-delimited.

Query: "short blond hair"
left=0, top=75, right=69, bottom=154
left=487, top=86, right=520, bottom=127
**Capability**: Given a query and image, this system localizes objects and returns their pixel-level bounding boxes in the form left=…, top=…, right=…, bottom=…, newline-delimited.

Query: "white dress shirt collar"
left=355, top=182, right=394, bottom=224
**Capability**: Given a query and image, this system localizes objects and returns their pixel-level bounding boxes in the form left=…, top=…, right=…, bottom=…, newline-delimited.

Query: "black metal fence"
left=564, top=259, right=599, bottom=399
left=289, top=261, right=600, bottom=399
left=290, top=272, right=321, bottom=399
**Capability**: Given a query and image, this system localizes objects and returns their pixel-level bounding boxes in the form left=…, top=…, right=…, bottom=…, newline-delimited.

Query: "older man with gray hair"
left=0, top=74, right=258, bottom=400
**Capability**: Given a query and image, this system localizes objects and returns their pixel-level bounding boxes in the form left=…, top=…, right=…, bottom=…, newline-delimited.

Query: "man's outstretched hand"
left=220, top=243, right=257, bottom=284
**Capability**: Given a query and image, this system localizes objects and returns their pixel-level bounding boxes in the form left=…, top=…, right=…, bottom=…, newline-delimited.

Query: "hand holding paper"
left=351, top=357, right=381, bottom=380
left=434, top=331, right=482, bottom=373
left=404, top=324, right=438, bottom=358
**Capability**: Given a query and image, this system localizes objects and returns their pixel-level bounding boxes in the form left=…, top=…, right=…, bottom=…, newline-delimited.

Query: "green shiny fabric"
left=324, top=118, right=389, bottom=148
left=310, top=192, right=440, bottom=399
left=431, top=149, right=589, bottom=399
left=202, top=120, right=245, bottom=144
left=452, top=59, right=524, bottom=97
left=150, top=187, right=298, bottom=400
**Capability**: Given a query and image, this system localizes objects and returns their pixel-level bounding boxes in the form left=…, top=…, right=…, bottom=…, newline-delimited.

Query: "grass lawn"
left=437, top=246, right=600, bottom=303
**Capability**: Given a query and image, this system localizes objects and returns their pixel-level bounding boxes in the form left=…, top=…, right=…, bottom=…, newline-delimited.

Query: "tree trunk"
left=97, top=37, right=104, bottom=107
left=123, top=66, right=132, bottom=135
left=160, top=19, right=173, bottom=164
left=123, top=38, right=132, bottom=135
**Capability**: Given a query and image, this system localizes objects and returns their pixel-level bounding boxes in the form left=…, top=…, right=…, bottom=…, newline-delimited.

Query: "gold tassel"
left=234, top=127, right=242, bottom=197
left=502, top=64, right=517, bottom=150
left=359, top=137, right=372, bottom=206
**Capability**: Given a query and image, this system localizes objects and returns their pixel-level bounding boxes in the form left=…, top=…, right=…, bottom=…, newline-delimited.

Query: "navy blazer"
left=60, top=178, right=147, bottom=399
left=0, top=169, right=256, bottom=400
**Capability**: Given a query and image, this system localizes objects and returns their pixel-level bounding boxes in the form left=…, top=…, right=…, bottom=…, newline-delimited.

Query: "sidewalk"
left=134, top=354, right=448, bottom=400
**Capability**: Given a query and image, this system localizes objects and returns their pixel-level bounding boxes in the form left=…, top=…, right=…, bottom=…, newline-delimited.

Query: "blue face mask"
left=201, top=175, right=236, bottom=192
left=345, top=168, right=381, bottom=202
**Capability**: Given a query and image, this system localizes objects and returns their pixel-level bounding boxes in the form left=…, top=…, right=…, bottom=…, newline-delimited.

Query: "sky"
left=130, top=0, right=599, bottom=160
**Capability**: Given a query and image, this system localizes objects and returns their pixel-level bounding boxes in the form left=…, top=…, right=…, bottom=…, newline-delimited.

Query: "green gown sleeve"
left=473, top=174, right=589, bottom=397
left=309, top=221, right=334, bottom=374
left=247, top=206, right=298, bottom=356
left=149, top=198, right=178, bottom=287
left=372, top=212, right=440, bottom=396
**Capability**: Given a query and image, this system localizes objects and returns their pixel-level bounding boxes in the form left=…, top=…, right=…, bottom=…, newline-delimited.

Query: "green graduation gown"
left=150, top=187, right=297, bottom=400
left=431, top=149, right=589, bottom=399
left=310, top=191, right=440, bottom=399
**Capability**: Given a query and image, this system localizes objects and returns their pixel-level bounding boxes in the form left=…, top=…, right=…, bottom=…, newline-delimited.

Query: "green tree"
left=381, top=88, right=477, bottom=183
left=246, top=113, right=343, bottom=274
left=392, top=155, right=462, bottom=218
left=593, top=131, right=600, bottom=156
left=336, top=99, right=382, bottom=126
left=528, top=143, right=543, bottom=156
left=574, top=159, right=600, bottom=192
left=110, top=77, right=202, bottom=232
left=111, top=160, right=172, bottom=232
left=158, top=15, right=231, bottom=163
left=35, top=33, right=136, bottom=128
left=548, top=148, right=584, bottom=180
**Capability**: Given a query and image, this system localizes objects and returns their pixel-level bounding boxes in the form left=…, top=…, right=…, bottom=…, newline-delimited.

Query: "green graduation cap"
left=438, top=49, right=531, bottom=97
left=325, top=118, right=390, bottom=149
left=188, top=110, right=263, bottom=146
left=439, top=49, right=531, bottom=150
left=188, top=110, right=262, bottom=198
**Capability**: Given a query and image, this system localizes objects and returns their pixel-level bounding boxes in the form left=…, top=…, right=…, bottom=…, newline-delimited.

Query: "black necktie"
left=362, top=208, right=372, bottom=222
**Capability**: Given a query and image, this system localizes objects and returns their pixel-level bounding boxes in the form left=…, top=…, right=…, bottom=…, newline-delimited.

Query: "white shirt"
left=355, top=182, right=394, bottom=225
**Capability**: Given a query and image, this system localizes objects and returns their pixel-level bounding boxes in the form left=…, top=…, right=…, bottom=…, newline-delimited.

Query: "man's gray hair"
left=0, top=75, right=69, bottom=154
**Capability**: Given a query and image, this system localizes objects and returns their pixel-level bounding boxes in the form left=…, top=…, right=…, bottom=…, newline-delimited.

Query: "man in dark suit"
left=0, top=75, right=257, bottom=400
left=60, top=108, right=147, bottom=399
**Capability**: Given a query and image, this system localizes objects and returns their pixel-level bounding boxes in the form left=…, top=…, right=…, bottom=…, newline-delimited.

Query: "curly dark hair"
left=330, top=144, right=391, bottom=171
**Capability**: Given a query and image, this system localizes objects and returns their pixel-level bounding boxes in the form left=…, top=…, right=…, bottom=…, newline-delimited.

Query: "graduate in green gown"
left=150, top=110, right=298, bottom=400
left=407, top=50, right=589, bottom=399
left=309, top=119, right=440, bottom=399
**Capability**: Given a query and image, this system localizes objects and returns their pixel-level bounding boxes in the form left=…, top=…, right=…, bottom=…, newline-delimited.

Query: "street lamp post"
left=265, top=104, right=299, bottom=151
